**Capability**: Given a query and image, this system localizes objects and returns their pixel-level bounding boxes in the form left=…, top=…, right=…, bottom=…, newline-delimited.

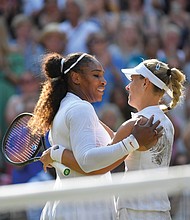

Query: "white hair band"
left=121, top=62, right=173, bottom=98
left=64, top=53, right=87, bottom=74
left=60, top=58, right=65, bottom=73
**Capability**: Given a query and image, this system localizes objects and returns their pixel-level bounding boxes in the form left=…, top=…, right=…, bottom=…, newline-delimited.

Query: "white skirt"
left=40, top=198, right=116, bottom=220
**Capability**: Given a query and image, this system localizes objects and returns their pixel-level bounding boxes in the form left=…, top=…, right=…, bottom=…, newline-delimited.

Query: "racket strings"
left=4, top=116, right=41, bottom=163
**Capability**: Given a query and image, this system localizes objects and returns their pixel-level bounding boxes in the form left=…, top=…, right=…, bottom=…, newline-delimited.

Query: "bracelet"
left=50, top=145, right=65, bottom=163
left=121, top=134, right=139, bottom=154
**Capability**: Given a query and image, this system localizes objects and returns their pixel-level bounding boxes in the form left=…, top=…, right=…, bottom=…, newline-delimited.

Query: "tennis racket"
left=2, top=112, right=70, bottom=176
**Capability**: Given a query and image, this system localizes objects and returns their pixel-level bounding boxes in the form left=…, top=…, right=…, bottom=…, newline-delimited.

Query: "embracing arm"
left=40, top=137, right=127, bottom=175
left=41, top=119, right=135, bottom=175
left=50, top=119, right=134, bottom=175
left=42, top=119, right=136, bottom=175
left=112, top=119, right=134, bottom=144
left=60, top=115, right=163, bottom=174
left=40, top=104, right=162, bottom=174
left=61, top=150, right=126, bottom=175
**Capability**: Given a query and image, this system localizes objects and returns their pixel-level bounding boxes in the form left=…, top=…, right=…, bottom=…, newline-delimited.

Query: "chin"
left=93, top=97, right=102, bottom=103
left=96, top=98, right=102, bottom=103
left=129, top=101, right=136, bottom=109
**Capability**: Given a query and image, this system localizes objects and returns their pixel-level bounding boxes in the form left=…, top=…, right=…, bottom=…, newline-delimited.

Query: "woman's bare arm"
left=112, top=119, right=134, bottom=144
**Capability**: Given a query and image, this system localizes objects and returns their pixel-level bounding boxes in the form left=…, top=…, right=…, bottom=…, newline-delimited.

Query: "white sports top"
left=43, top=92, right=126, bottom=220
left=49, top=92, right=128, bottom=177
left=117, top=106, right=174, bottom=211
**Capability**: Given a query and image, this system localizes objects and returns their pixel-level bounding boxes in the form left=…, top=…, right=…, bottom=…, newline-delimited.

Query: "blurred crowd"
left=0, top=0, right=190, bottom=219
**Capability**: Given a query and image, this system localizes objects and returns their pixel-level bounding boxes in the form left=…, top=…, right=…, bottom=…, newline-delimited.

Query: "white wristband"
left=121, top=134, right=139, bottom=154
left=50, top=145, right=65, bottom=163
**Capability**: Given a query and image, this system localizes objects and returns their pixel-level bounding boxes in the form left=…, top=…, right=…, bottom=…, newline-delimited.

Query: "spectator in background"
left=182, top=120, right=190, bottom=159
left=83, top=0, right=120, bottom=42
left=59, top=0, right=100, bottom=53
left=110, top=20, right=144, bottom=69
left=38, top=22, right=67, bottom=54
left=110, top=86, right=136, bottom=121
left=183, top=83, right=190, bottom=120
left=160, top=0, right=190, bottom=49
left=1, top=69, right=42, bottom=220
left=164, top=55, right=187, bottom=162
left=158, top=23, right=186, bottom=64
left=0, top=15, right=25, bottom=151
left=143, top=0, right=169, bottom=18
left=183, top=35, right=190, bottom=84
left=120, top=0, right=145, bottom=26
left=120, top=0, right=160, bottom=36
left=5, top=71, right=41, bottom=125
left=167, top=111, right=185, bottom=167
left=0, top=126, right=12, bottom=186
left=4, top=70, right=43, bottom=185
left=10, top=13, right=43, bottom=74
left=0, top=0, right=22, bottom=36
left=0, top=18, right=26, bottom=219
left=161, top=54, right=187, bottom=166
left=143, top=33, right=162, bottom=60
left=22, top=0, right=44, bottom=17
left=22, top=0, right=65, bottom=18
left=99, top=103, right=125, bottom=132
left=32, top=0, right=64, bottom=29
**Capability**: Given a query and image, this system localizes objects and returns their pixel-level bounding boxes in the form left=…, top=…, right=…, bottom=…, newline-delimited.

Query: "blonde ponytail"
left=144, top=59, right=186, bottom=112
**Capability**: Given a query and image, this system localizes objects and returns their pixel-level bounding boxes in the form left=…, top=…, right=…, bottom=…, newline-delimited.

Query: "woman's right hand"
left=40, top=149, right=54, bottom=172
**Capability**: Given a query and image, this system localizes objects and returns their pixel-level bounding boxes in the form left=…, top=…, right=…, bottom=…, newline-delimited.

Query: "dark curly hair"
left=28, top=52, right=96, bottom=135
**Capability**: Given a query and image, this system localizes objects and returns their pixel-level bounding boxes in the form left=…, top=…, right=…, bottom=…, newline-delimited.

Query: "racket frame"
left=2, top=112, right=71, bottom=176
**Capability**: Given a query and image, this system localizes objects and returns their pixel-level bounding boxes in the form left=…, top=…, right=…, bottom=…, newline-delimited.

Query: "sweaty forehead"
left=81, top=58, right=103, bottom=72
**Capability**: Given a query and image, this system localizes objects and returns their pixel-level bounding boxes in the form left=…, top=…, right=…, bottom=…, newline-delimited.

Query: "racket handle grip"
left=51, top=161, right=71, bottom=176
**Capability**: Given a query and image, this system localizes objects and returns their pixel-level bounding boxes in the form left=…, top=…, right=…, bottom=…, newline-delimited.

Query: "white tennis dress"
left=117, top=106, right=174, bottom=220
left=40, top=92, right=129, bottom=220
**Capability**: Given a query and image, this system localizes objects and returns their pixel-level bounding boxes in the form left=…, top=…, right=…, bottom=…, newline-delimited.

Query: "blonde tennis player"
left=113, top=59, right=185, bottom=220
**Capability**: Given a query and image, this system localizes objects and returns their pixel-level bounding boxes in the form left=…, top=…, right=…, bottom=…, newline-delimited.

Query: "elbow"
left=79, top=162, right=108, bottom=175
left=79, top=163, right=95, bottom=173
left=78, top=156, right=97, bottom=173
left=77, top=152, right=105, bottom=174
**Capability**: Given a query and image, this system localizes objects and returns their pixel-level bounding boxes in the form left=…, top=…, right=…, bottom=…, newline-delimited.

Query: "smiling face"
left=70, top=58, right=107, bottom=103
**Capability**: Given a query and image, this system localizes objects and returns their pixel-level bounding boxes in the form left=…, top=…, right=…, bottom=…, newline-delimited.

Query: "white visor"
left=121, top=62, right=173, bottom=98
